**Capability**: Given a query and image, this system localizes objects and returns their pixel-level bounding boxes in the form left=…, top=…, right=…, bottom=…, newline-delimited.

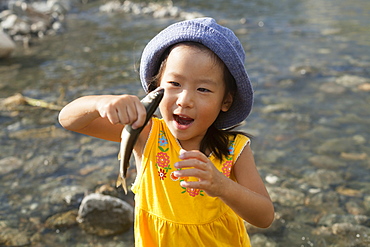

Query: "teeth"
left=175, top=115, right=193, bottom=125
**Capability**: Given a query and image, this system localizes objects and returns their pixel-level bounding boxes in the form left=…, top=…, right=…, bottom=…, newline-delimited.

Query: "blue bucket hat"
left=140, top=17, right=253, bottom=129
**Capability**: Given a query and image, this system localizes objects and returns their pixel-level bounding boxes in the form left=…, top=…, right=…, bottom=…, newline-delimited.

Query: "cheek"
left=207, top=98, right=226, bottom=110
left=158, top=96, right=172, bottom=115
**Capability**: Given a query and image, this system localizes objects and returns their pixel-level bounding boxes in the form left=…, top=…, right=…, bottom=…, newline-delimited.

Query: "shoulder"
left=233, top=134, right=251, bottom=146
left=228, top=134, right=250, bottom=160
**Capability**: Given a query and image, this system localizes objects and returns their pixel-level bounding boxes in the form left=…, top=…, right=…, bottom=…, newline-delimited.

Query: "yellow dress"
left=132, top=118, right=251, bottom=247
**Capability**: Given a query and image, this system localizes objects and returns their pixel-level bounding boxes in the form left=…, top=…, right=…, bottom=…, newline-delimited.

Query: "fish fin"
left=116, top=174, right=128, bottom=195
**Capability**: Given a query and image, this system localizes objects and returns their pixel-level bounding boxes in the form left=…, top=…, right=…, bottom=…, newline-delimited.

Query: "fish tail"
left=116, top=174, right=128, bottom=195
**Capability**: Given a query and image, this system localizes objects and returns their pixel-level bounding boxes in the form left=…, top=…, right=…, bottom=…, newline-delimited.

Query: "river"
left=0, top=0, right=369, bottom=246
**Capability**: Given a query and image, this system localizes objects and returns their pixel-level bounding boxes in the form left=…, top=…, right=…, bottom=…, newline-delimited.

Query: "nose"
left=176, top=90, right=194, bottom=108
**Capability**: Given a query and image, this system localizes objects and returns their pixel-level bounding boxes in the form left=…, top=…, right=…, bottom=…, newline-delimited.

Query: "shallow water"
left=0, top=0, right=369, bottom=246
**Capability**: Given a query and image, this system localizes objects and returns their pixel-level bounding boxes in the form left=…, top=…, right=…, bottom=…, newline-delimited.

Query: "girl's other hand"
left=174, top=149, right=226, bottom=197
left=96, top=95, right=147, bottom=129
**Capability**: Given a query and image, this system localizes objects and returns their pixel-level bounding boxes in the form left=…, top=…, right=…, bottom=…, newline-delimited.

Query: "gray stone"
left=308, top=155, right=347, bottom=169
left=335, top=75, right=370, bottom=88
left=0, top=30, right=15, bottom=58
left=304, top=169, right=343, bottom=189
left=250, top=234, right=277, bottom=247
left=45, top=209, right=78, bottom=229
left=268, top=187, right=305, bottom=207
left=318, top=214, right=370, bottom=227
left=0, top=156, right=22, bottom=175
left=0, top=226, right=30, bottom=246
left=305, top=190, right=340, bottom=208
left=77, top=193, right=134, bottom=236
left=331, top=223, right=370, bottom=244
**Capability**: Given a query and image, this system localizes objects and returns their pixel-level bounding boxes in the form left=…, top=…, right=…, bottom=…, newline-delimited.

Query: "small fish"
left=116, top=87, right=164, bottom=194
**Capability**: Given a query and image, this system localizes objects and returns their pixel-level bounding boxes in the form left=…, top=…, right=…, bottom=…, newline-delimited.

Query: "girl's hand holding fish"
left=95, top=95, right=147, bottom=129
left=59, top=94, right=148, bottom=142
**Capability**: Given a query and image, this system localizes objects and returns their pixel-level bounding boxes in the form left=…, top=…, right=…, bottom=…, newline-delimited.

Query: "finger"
left=132, top=100, right=147, bottom=129
left=174, top=159, right=208, bottom=170
left=180, top=180, right=202, bottom=189
left=105, top=107, right=121, bottom=125
left=179, top=149, right=209, bottom=163
left=174, top=167, right=206, bottom=178
left=116, top=96, right=140, bottom=125
left=123, top=103, right=137, bottom=125
left=116, top=105, right=131, bottom=125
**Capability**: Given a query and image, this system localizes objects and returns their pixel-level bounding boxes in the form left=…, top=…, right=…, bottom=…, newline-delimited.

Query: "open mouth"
left=173, top=114, right=194, bottom=127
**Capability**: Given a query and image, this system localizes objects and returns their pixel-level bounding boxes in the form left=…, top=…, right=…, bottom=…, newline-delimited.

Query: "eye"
left=197, top=87, right=211, bottom=93
left=169, top=81, right=180, bottom=87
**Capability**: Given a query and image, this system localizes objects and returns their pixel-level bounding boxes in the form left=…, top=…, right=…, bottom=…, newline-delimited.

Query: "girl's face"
left=158, top=45, right=232, bottom=150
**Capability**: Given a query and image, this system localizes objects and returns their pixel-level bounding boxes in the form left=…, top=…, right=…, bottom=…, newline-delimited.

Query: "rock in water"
left=0, top=30, right=15, bottom=58
left=77, top=193, right=134, bottom=236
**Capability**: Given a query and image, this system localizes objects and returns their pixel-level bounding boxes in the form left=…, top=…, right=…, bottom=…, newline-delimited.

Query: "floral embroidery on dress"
left=158, top=131, right=169, bottom=151
left=185, top=187, right=204, bottom=197
left=180, top=177, right=204, bottom=197
left=155, top=129, right=236, bottom=197
left=222, top=160, right=233, bottom=177
left=156, top=131, right=171, bottom=179
left=221, top=141, right=235, bottom=177
left=158, top=168, right=167, bottom=180
left=158, top=135, right=168, bottom=145
left=156, top=152, right=171, bottom=171
left=170, top=171, right=180, bottom=181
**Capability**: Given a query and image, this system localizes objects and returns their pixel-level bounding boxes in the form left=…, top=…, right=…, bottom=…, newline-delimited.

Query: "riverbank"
left=0, top=0, right=369, bottom=246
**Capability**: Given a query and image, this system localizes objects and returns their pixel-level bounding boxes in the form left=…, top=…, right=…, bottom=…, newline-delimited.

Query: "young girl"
left=59, top=18, right=274, bottom=246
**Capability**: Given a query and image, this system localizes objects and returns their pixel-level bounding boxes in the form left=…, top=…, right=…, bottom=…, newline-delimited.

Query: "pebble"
left=331, top=223, right=370, bottom=242
left=345, top=200, right=366, bottom=215
left=305, top=190, right=340, bottom=208
left=0, top=226, right=30, bottom=246
left=335, top=75, right=370, bottom=87
left=99, top=0, right=204, bottom=20
left=261, top=103, right=292, bottom=114
left=336, top=186, right=362, bottom=197
left=364, top=195, right=370, bottom=211
left=340, top=152, right=367, bottom=160
left=0, top=30, right=15, bottom=58
left=45, top=210, right=78, bottom=229
left=250, top=234, right=277, bottom=247
left=319, top=81, right=346, bottom=94
left=47, top=185, right=85, bottom=206
left=265, top=174, right=279, bottom=184
left=77, top=193, right=134, bottom=236
left=268, top=187, right=305, bottom=207
left=358, top=82, right=370, bottom=91
left=0, top=156, right=23, bottom=175
left=308, top=155, right=347, bottom=169
left=0, top=0, right=69, bottom=56
left=316, top=137, right=360, bottom=155
left=303, top=169, right=343, bottom=189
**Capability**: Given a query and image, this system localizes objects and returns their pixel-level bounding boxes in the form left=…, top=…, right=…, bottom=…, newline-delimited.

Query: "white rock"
left=0, top=30, right=16, bottom=58
left=265, top=174, right=279, bottom=184
left=1, top=14, right=18, bottom=29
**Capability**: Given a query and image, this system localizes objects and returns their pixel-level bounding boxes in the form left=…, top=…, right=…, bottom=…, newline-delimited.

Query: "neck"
left=177, top=139, right=211, bottom=157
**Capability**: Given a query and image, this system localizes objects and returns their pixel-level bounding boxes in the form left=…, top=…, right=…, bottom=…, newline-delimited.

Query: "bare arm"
left=174, top=146, right=274, bottom=228
left=58, top=94, right=148, bottom=142
left=218, top=145, right=274, bottom=227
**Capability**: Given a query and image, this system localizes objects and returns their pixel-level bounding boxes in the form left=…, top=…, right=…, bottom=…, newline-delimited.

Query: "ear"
left=221, top=93, right=233, bottom=112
